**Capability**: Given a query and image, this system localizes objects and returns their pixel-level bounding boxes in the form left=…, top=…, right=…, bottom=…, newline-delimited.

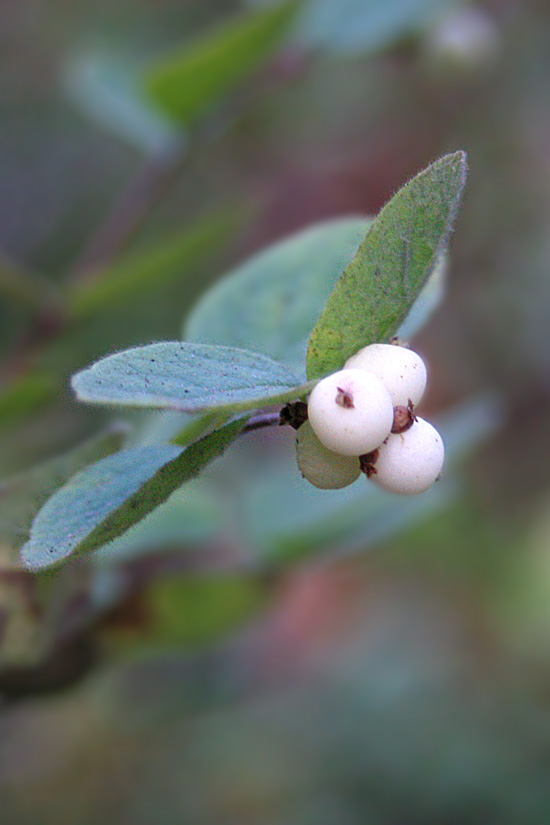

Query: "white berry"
left=296, top=422, right=361, bottom=489
left=307, top=368, right=393, bottom=456
left=370, top=417, right=444, bottom=495
left=344, top=343, right=427, bottom=407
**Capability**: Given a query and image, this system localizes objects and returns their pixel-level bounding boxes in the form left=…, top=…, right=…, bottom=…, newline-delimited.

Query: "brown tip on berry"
left=389, top=335, right=409, bottom=348
left=391, top=401, right=417, bottom=434
left=335, top=387, right=355, bottom=409
left=359, top=449, right=379, bottom=478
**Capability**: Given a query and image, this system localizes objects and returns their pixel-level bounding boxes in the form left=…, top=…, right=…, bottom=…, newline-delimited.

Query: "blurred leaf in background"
left=145, top=1, right=299, bottom=123
left=63, top=51, right=178, bottom=154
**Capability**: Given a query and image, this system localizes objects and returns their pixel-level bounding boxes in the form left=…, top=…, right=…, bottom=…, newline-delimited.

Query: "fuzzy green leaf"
left=20, top=418, right=246, bottom=571
left=93, top=481, right=223, bottom=565
left=306, top=151, right=468, bottom=380
left=186, top=217, right=371, bottom=377
left=72, top=342, right=306, bottom=414
left=0, top=425, right=128, bottom=557
left=397, top=251, right=446, bottom=342
left=145, top=2, right=297, bottom=123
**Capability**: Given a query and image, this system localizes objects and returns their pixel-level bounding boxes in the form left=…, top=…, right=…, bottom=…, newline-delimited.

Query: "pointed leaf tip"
left=306, top=151, right=469, bottom=379
left=21, top=417, right=247, bottom=571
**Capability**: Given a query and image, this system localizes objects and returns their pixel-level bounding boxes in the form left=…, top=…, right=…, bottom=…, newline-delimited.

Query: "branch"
left=242, top=411, right=281, bottom=432
left=70, top=136, right=187, bottom=283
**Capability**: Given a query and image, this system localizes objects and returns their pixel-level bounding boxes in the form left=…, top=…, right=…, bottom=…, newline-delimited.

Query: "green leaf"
left=132, top=409, right=231, bottom=451
left=294, top=0, right=458, bottom=56
left=93, top=481, right=222, bottom=565
left=20, top=418, right=246, bottom=571
left=185, top=217, right=371, bottom=377
left=306, top=151, right=468, bottom=380
left=397, top=251, right=446, bottom=342
left=145, top=1, right=297, bottom=123
left=0, top=425, right=127, bottom=555
left=68, top=212, right=235, bottom=319
left=72, top=342, right=306, bottom=414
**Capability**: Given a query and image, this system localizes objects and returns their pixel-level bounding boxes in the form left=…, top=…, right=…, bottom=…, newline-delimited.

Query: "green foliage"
left=397, top=251, right=446, bottom=341
left=306, top=151, right=467, bottom=379
left=186, top=217, right=449, bottom=378
left=21, top=418, right=246, bottom=571
left=2, top=1, right=550, bottom=818
left=0, top=425, right=127, bottom=556
left=186, top=217, right=371, bottom=376
left=22, top=153, right=467, bottom=573
left=72, top=341, right=306, bottom=414
left=145, top=1, right=298, bottom=123
left=94, top=482, right=222, bottom=564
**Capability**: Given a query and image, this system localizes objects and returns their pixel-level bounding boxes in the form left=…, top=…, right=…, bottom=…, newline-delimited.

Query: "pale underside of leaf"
left=21, top=417, right=247, bottom=571
left=0, top=425, right=127, bottom=559
left=72, top=341, right=308, bottom=415
left=185, top=217, right=371, bottom=377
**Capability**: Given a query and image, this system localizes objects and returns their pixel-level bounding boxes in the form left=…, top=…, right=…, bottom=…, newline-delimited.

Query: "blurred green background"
left=1, top=0, right=550, bottom=822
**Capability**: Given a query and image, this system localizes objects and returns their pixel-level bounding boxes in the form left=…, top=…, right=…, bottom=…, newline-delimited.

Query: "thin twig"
left=242, top=411, right=281, bottom=432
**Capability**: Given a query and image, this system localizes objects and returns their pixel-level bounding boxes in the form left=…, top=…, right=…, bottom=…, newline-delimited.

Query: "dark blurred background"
left=1, top=1, right=550, bottom=822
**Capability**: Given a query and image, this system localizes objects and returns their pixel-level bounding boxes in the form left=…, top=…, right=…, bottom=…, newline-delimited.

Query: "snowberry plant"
left=20, top=152, right=467, bottom=571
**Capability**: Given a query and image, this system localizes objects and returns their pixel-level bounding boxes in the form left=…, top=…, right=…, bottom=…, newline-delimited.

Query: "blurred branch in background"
left=69, top=135, right=188, bottom=281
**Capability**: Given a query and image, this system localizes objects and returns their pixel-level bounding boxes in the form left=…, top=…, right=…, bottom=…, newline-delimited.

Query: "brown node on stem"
left=391, top=399, right=417, bottom=434
left=359, top=449, right=379, bottom=478
left=335, top=387, right=354, bottom=409
left=279, top=400, right=308, bottom=430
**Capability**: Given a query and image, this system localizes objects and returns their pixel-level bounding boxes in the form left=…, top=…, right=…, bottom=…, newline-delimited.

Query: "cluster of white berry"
left=296, top=343, right=444, bottom=495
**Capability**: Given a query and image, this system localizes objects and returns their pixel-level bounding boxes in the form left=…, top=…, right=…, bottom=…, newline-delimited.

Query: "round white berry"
left=370, top=417, right=444, bottom=495
left=307, top=368, right=394, bottom=456
left=296, top=422, right=361, bottom=489
left=344, top=343, right=427, bottom=407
